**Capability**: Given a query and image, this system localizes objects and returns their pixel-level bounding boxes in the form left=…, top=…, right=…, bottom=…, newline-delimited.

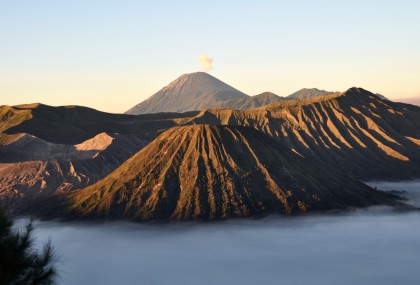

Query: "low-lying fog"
left=22, top=181, right=420, bottom=285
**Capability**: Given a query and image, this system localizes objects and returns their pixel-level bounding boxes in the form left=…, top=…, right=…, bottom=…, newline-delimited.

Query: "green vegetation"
left=0, top=209, right=57, bottom=285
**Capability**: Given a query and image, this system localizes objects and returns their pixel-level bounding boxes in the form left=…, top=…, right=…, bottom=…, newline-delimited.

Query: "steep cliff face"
left=59, top=125, right=395, bottom=221
left=185, top=88, right=420, bottom=179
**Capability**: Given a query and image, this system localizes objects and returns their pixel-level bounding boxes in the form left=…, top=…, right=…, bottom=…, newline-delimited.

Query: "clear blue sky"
left=1, top=0, right=419, bottom=112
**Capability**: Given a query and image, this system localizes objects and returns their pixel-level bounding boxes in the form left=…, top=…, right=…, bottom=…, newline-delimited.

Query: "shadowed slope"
left=0, top=132, right=114, bottom=162
left=0, top=105, right=33, bottom=133
left=0, top=133, right=149, bottom=212
left=2, top=87, right=420, bottom=215
left=59, top=125, right=395, bottom=221
left=212, top=92, right=284, bottom=110
left=1, top=103, right=197, bottom=144
left=0, top=103, right=198, bottom=212
left=185, top=88, right=420, bottom=179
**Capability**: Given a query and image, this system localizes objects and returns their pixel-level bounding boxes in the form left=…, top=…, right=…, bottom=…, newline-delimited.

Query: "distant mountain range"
left=1, top=73, right=419, bottom=220
left=211, top=92, right=284, bottom=110
left=126, top=72, right=248, bottom=114
left=399, top=96, right=420, bottom=106
left=285, top=88, right=334, bottom=100
left=125, top=72, right=339, bottom=114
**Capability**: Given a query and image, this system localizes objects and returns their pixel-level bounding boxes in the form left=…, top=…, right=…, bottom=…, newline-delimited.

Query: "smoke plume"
left=199, top=55, right=213, bottom=72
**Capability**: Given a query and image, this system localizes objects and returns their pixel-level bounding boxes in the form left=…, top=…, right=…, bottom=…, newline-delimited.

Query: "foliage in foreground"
left=0, top=209, right=57, bottom=285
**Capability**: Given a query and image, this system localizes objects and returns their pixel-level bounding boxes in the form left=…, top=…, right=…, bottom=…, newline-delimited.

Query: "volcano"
left=125, top=72, right=249, bottom=114
left=58, top=125, right=396, bottom=221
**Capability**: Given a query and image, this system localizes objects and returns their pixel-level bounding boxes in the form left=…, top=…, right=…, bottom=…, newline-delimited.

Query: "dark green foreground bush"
left=0, top=210, right=57, bottom=285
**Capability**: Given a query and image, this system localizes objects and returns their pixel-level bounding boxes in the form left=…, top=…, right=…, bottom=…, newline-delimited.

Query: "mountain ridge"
left=211, top=91, right=284, bottom=110
left=2, top=86, right=420, bottom=216
left=184, top=87, right=420, bottom=179
left=286, top=88, right=334, bottom=100
left=47, top=125, right=397, bottom=221
left=125, top=73, right=355, bottom=114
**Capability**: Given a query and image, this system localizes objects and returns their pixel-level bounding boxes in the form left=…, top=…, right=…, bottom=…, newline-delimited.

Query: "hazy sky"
left=1, top=1, right=420, bottom=113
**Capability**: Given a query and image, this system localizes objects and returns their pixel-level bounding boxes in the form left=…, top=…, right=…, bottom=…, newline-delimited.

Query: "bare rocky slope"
left=0, top=133, right=149, bottom=212
left=47, top=125, right=396, bottom=221
left=0, top=103, right=192, bottom=212
left=0, top=132, right=114, bottom=162
left=1, top=103, right=195, bottom=144
left=1, top=87, right=420, bottom=216
left=125, top=72, right=249, bottom=114
left=185, top=88, right=420, bottom=180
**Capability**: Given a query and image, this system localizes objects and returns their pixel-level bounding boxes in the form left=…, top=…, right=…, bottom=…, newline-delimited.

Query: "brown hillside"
left=57, top=125, right=396, bottom=221
left=0, top=133, right=150, bottom=212
left=0, top=103, right=197, bottom=212
left=2, top=87, right=420, bottom=215
left=185, top=88, right=420, bottom=179
left=1, top=103, right=196, bottom=144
